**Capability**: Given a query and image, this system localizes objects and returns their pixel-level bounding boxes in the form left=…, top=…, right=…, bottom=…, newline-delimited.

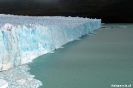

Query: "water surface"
left=29, top=23, right=133, bottom=88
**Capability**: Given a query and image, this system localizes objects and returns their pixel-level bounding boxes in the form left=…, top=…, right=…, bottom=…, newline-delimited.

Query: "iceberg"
left=0, top=79, right=8, bottom=88
left=0, top=14, right=101, bottom=71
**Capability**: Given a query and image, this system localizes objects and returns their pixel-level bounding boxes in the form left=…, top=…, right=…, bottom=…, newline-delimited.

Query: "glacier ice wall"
left=0, top=14, right=101, bottom=71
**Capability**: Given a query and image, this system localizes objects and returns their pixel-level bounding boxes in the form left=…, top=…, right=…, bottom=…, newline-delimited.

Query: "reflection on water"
left=29, top=24, right=133, bottom=88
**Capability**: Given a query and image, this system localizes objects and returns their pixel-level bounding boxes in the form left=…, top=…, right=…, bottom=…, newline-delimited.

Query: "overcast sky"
left=0, top=0, right=133, bottom=23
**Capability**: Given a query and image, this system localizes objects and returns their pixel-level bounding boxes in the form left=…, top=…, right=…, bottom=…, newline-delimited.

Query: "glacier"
left=0, top=14, right=101, bottom=71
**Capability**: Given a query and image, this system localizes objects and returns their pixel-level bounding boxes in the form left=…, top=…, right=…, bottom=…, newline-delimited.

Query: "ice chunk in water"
left=0, top=79, right=8, bottom=88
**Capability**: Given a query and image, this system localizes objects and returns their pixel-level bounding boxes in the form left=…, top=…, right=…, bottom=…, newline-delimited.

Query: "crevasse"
left=0, top=14, right=101, bottom=71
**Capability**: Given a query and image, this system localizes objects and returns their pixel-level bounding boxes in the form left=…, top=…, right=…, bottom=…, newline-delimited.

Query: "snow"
left=0, top=14, right=101, bottom=71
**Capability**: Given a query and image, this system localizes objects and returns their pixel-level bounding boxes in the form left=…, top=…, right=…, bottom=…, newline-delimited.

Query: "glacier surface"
left=0, top=14, right=101, bottom=71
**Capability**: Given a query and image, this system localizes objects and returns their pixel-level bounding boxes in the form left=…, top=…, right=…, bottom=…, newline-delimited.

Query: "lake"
left=29, top=23, right=133, bottom=88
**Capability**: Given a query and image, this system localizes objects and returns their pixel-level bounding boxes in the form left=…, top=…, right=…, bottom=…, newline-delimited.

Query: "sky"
left=0, top=0, right=133, bottom=23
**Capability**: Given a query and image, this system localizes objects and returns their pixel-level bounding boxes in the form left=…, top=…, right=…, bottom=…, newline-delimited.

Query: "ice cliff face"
left=0, top=14, right=101, bottom=71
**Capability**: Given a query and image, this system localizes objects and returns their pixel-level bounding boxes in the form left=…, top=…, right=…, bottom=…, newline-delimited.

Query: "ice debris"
left=0, top=65, right=42, bottom=88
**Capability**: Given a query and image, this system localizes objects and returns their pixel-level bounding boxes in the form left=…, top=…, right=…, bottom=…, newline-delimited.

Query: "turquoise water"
left=29, top=24, right=133, bottom=88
